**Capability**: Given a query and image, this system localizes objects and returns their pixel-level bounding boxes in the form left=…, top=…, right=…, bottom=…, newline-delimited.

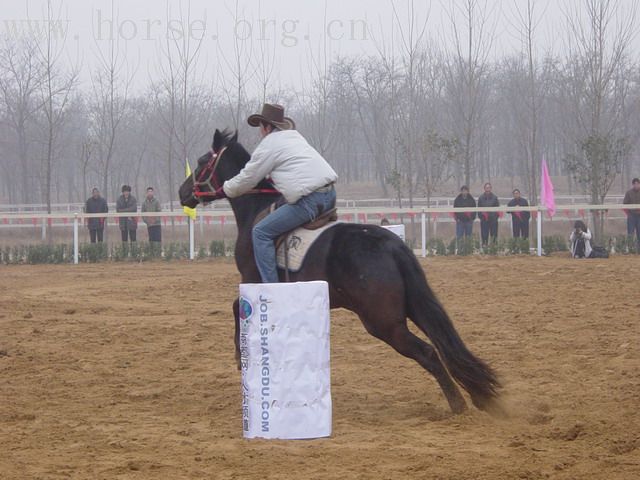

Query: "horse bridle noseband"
left=191, top=147, right=228, bottom=204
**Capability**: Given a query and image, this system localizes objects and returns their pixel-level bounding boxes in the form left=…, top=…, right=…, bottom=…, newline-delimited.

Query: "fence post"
left=421, top=209, right=426, bottom=258
left=41, top=217, right=46, bottom=241
left=73, top=213, right=79, bottom=264
left=189, top=216, right=195, bottom=260
left=537, top=207, right=543, bottom=257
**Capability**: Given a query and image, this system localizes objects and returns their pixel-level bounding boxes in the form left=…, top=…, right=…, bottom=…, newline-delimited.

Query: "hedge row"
left=424, top=234, right=637, bottom=256
left=0, top=240, right=234, bottom=265
left=0, top=235, right=636, bottom=265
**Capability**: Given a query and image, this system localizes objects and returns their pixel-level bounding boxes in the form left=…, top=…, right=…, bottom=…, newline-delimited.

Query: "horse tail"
left=394, top=246, right=501, bottom=410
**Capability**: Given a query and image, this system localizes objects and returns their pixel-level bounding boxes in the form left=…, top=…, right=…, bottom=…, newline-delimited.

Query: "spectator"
left=142, top=186, right=162, bottom=244
left=570, top=220, right=592, bottom=258
left=84, top=187, right=108, bottom=243
left=116, top=185, right=137, bottom=243
left=380, top=217, right=390, bottom=226
left=477, top=182, right=500, bottom=247
left=453, top=185, right=476, bottom=239
left=507, top=189, right=531, bottom=239
left=623, top=177, right=640, bottom=253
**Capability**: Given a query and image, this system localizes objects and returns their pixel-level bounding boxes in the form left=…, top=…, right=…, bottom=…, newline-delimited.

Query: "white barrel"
left=239, top=281, right=332, bottom=439
left=383, top=224, right=406, bottom=241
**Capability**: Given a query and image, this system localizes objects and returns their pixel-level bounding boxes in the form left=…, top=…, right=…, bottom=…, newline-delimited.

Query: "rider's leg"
left=252, top=189, right=336, bottom=283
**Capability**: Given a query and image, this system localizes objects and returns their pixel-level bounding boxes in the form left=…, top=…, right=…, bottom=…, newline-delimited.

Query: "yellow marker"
left=183, top=161, right=197, bottom=220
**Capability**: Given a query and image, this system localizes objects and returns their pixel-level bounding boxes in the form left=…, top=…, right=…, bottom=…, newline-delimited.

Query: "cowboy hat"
left=247, top=103, right=295, bottom=130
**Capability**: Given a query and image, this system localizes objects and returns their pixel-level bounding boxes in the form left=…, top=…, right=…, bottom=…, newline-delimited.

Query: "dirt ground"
left=1, top=256, right=638, bottom=479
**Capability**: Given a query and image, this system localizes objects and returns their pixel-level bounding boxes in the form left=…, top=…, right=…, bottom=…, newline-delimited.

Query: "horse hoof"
left=450, top=399, right=468, bottom=414
left=473, top=396, right=507, bottom=418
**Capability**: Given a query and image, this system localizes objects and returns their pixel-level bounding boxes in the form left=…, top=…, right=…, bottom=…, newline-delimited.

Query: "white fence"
left=1, top=204, right=638, bottom=264
left=0, top=194, right=628, bottom=213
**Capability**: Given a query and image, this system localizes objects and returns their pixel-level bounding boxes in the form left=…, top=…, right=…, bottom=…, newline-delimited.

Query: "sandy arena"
left=1, top=256, right=638, bottom=479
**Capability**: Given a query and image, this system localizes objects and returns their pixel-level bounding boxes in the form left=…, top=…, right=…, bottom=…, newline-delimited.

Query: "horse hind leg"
left=364, top=316, right=468, bottom=414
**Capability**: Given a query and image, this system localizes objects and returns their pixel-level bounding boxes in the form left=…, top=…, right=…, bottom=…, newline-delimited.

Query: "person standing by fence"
left=84, top=187, right=108, bottom=243
left=623, top=177, right=640, bottom=253
left=116, top=185, right=137, bottom=243
left=453, top=185, right=476, bottom=239
left=507, top=189, right=530, bottom=239
left=142, top=187, right=162, bottom=244
left=477, top=183, right=500, bottom=247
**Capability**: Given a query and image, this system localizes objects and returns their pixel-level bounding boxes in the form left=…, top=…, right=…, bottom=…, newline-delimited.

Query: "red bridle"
left=192, top=147, right=227, bottom=202
left=191, top=146, right=280, bottom=204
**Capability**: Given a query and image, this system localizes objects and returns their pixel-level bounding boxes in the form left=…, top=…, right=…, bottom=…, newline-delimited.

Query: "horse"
left=179, top=129, right=501, bottom=415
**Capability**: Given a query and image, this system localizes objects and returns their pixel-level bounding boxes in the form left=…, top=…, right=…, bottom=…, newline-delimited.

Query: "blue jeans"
left=456, top=220, right=473, bottom=238
left=628, top=214, right=640, bottom=252
left=253, top=188, right=336, bottom=283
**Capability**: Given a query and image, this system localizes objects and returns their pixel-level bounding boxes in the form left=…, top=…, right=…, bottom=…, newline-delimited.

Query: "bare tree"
left=390, top=0, right=430, bottom=208
left=344, top=57, right=393, bottom=194
left=251, top=0, right=280, bottom=104
left=443, top=0, right=496, bottom=187
left=420, top=132, right=458, bottom=202
left=296, top=1, right=339, bottom=158
left=78, top=136, right=95, bottom=200
left=506, top=0, right=547, bottom=203
left=562, top=0, right=638, bottom=239
left=0, top=38, right=44, bottom=203
left=36, top=0, right=79, bottom=214
left=89, top=1, right=134, bottom=202
left=218, top=0, right=254, bottom=130
left=151, top=0, right=211, bottom=211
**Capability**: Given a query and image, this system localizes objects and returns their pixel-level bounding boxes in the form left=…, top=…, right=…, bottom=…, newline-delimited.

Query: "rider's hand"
left=215, top=186, right=227, bottom=198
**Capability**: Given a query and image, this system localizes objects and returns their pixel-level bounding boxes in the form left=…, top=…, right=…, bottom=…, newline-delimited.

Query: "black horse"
left=179, top=129, right=500, bottom=414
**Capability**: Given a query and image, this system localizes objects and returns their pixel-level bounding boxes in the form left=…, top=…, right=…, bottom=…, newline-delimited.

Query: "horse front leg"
left=233, top=297, right=241, bottom=370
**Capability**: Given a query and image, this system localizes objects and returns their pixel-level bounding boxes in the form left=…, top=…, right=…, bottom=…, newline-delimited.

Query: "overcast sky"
left=1, top=0, right=637, bottom=94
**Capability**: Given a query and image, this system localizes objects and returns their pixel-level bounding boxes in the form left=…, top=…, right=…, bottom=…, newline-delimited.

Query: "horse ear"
left=231, top=130, right=238, bottom=144
left=212, top=129, right=221, bottom=150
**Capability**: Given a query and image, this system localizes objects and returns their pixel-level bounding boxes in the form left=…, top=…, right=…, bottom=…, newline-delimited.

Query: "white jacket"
left=223, top=130, right=338, bottom=204
left=570, top=228, right=592, bottom=258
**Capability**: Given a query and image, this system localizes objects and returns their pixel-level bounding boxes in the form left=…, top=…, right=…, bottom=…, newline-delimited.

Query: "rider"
left=221, top=103, right=338, bottom=283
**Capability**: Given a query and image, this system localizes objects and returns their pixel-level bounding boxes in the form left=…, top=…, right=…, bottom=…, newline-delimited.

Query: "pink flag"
left=540, top=158, right=556, bottom=217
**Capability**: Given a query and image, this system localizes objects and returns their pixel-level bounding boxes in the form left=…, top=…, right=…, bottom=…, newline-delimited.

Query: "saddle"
left=254, top=202, right=339, bottom=279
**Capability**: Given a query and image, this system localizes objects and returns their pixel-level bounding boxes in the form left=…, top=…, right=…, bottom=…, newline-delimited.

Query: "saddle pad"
left=276, top=221, right=342, bottom=272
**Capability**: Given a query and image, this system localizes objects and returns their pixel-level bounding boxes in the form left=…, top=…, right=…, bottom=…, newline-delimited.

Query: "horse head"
left=179, top=129, right=250, bottom=208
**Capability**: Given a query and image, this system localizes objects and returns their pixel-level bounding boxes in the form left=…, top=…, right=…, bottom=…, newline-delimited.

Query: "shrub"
left=80, top=243, right=109, bottom=263
left=197, top=245, right=208, bottom=259
left=452, top=236, right=478, bottom=256
left=11, top=246, right=24, bottom=264
left=178, top=242, right=190, bottom=259
left=483, top=240, right=501, bottom=256
left=210, top=240, right=226, bottom=257
left=427, top=238, right=447, bottom=256
left=610, top=234, right=638, bottom=254
left=163, top=242, right=190, bottom=260
left=507, top=237, right=531, bottom=255
left=150, top=242, right=163, bottom=258
left=111, top=243, right=129, bottom=262
left=0, top=246, right=10, bottom=264
left=542, top=235, right=568, bottom=255
left=24, top=244, right=70, bottom=264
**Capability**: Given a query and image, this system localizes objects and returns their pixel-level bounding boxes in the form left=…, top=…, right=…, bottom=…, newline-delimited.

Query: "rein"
left=192, top=146, right=280, bottom=204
